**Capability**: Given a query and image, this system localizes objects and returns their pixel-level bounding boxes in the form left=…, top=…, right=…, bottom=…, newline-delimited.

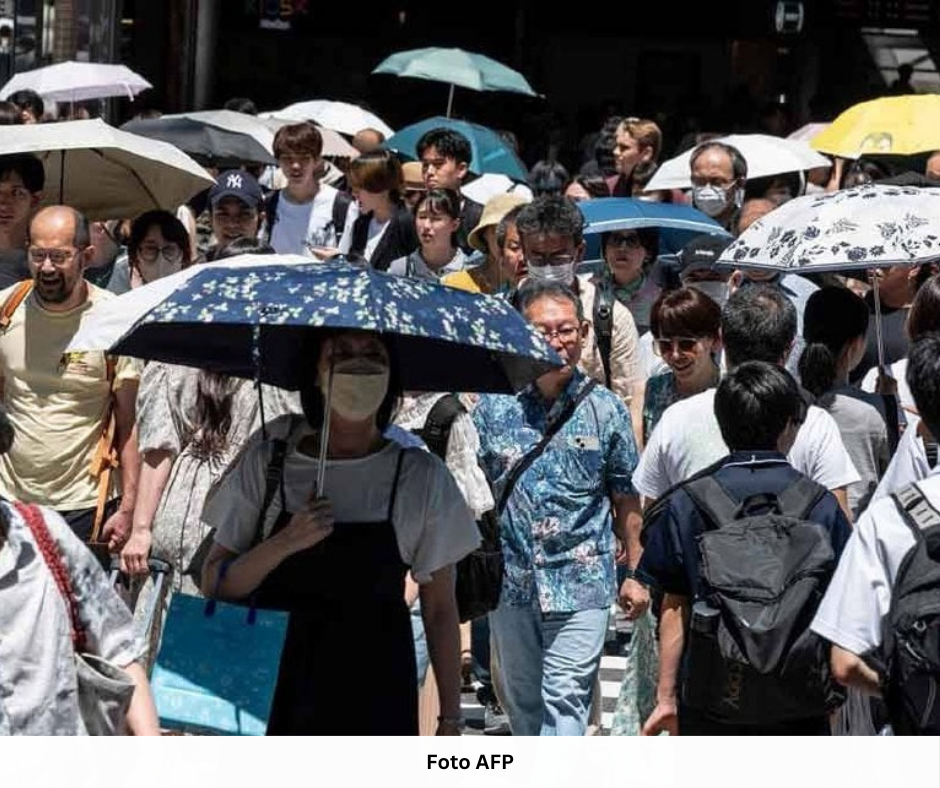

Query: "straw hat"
left=467, top=192, right=530, bottom=252
left=402, top=161, right=424, bottom=191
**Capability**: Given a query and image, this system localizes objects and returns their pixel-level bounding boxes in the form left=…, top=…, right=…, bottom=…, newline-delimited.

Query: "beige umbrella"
left=0, top=118, right=214, bottom=220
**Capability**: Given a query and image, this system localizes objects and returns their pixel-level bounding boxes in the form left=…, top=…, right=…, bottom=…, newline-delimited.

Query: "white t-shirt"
left=203, top=419, right=480, bottom=583
left=269, top=184, right=355, bottom=256
left=633, top=387, right=861, bottom=500
left=861, top=359, right=915, bottom=417
left=870, top=423, right=932, bottom=505
left=811, top=468, right=940, bottom=655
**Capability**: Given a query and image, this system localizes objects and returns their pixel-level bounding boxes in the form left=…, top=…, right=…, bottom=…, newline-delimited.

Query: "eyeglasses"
left=652, top=336, right=702, bottom=356
left=535, top=324, right=581, bottom=343
left=526, top=253, right=576, bottom=268
left=138, top=244, right=183, bottom=264
left=607, top=233, right=643, bottom=249
left=28, top=247, right=82, bottom=265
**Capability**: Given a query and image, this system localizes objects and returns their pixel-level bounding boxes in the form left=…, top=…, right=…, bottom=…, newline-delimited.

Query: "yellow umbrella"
left=811, top=94, right=940, bottom=158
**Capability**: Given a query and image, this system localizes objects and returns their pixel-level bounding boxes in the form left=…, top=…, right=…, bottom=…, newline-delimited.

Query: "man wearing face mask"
left=515, top=196, right=644, bottom=447
left=689, top=142, right=747, bottom=235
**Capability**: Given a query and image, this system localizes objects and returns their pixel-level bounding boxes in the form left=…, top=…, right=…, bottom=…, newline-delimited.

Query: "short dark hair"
left=908, top=273, right=940, bottom=339
left=529, top=160, right=570, bottom=197
left=496, top=204, right=525, bottom=249
left=214, top=237, right=276, bottom=258
left=650, top=287, right=721, bottom=340
left=908, top=333, right=940, bottom=441
left=223, top=97, right=257, bottom=115
left=514, top=279, right=585, bottom=322
left=346, top=149, right=403, bottom=199
left=416, top=128, right=473, bottom=167
left=715, top=361, right=806, bottom=451
left=8, top=89, right=44, bottom=119
left=128, top=210, right=193, bottom=267
left=0, top=153, right=45, bottom=193
left=799, top=287, right=869, bottom=398
left=722, top=283, right=796, bottom=368
left=0, top=101, right=21, bottom=125
left=690, top=142, right=748, bottom=181
left=273, top=122, right=323, bottom=159
left=516, top=195, right=584, bottom=246
left=415, top=188, right=461, bottom=220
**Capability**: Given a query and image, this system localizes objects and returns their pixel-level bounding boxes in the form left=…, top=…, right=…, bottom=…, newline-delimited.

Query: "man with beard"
left=0, top=154, right=44, bottom=288
left=0, top=206, right=140, bottom=549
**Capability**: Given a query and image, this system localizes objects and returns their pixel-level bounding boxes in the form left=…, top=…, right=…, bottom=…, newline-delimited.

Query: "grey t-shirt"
left=816, top=387, right=891, bottom=518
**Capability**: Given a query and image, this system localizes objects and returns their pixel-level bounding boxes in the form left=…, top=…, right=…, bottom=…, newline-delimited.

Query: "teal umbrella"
left=383, top=117, right=528, bottom=181
left=372, top=47, right=539, bottom=117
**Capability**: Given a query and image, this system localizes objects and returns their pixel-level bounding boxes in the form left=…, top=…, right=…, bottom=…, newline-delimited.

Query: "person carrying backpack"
left=812, top=333, right=940, bottom=735
left=639, top=361, right=851, bottom=735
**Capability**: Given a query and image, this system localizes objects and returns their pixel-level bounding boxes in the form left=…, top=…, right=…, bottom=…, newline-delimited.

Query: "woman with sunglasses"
left=596, top=228, right=661, bottom=334
left=127, top=210, right=193, bottom=288
left=643, top=287, right=722, bottom=441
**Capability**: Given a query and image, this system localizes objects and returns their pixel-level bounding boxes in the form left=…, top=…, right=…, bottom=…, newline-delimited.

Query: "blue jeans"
left=490, top=602, right=607, bottom=736
left=411, top=600, right=429, bottom=688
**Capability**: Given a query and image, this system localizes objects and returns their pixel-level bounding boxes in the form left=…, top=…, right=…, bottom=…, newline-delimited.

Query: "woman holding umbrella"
left=200, top=329, right=479, bottom=735
left=594, top=228, right=662, bottom=334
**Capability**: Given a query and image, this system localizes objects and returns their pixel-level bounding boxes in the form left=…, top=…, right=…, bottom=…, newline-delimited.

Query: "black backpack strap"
left=926, top=440, right=939, bottom=469
left=682, top=476, right=741, bottom=530
left=881, top=393, right=900, bottom=456
left=775, top=476, right=827, bottom=520
left=593, top=285, right=614, bottom=389
left=249, top=418, right=302, bottom=547
left=415, top=394, right=466, bottom=460
left=892, top=484, right=940, bottom=542
left=332, top=189, right=352, bottom=236
left=497, top=380, right=597, bottom=515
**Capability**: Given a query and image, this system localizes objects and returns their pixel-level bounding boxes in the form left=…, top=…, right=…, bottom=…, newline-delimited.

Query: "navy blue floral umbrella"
left=77, top=255, right=561, bottom=394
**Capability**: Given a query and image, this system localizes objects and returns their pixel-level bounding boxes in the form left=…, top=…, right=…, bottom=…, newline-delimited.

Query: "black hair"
left=8, top=89, right=44, bottom=120
left=840, top=158, right=889, bottom=189
left=496, top=204, right=525, bottom=249
left=416, top=128, right=473, bottom=167
left=297, top=332, right=403, bottom=432
left=529, top=160, right=570, bottom=197
left=213, top=237, right=276, bottom=258
left=516, top=195, right=584, bottom=246
left=514, top=279, right=585, bottom=322
left=601, top=227, right=660, bottom=264
left=223, top=97, right=257, bottom=115
left=690, top=142, right=748, bottom=181
left=715, top=361, right=806, bottom=451
left=798, top=287, right=869, bottom=398
left=907, top=333, right=940, bottom=442
left=0, top=152, right=45, bottom=193
left=0, top=101, right=21, bottom=125
left=415, top=188, right=461, bottom=220
left=908, top=273, right=940, bottom=339
left=128, top=210, right=192, bottom=268
left=594, top=115, right=623, bottom=176
left=722, top=283, right=797, bottom=368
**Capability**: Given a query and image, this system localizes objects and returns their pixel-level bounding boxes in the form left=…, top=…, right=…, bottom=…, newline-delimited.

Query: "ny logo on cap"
left=226, top=173, right=243, bottom=189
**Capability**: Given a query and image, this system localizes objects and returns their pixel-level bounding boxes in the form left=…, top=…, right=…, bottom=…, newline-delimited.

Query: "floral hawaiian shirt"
left=473, top=370, right=639, bottom=613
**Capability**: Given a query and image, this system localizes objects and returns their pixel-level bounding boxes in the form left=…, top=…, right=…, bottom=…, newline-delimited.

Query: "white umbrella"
left=717, top=183, right=940, bottom=367
left=645, top=134, right=832, bottom=191
left=267, top=100, right=394, bottom=138
left=788, top=122, right=830, bottom=144
left=0, top=118, right=214, bottom=220
left=0, top=61, right=151, bottom=103
left=257, top=116, right=360, bottom=159
left=461, top=173, right=533, bottom=204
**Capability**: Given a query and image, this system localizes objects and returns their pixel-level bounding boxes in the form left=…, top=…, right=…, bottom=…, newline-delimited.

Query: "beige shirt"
left=0, top=283, right=139, bottom=510
left=576, top=275, right=641, bottom=403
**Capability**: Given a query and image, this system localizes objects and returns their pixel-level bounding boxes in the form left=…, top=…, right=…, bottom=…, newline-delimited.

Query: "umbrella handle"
left=872, top=272, right=886, bottom=372
left=315, top=360, right=333, bottom=498
left=446, top=83, right=455, bottom=119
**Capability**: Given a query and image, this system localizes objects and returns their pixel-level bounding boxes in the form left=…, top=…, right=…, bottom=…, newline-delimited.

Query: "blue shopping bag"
left=150, top=593, right=289, bottom=735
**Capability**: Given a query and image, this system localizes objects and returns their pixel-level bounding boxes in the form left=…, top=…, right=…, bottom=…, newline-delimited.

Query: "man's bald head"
left=737, top=198, right=777, bottom=234
left=352, top=128, right=385, bottom=154
left=29, top=205, right=90, bottom=248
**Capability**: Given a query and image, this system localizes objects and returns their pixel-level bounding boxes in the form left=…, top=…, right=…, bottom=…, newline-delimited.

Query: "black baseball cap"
left=679, top=234, right=732, bottom=278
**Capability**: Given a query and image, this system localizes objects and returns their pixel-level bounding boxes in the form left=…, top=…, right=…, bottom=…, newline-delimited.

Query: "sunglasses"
left=652, top=336, right=702, bottom=356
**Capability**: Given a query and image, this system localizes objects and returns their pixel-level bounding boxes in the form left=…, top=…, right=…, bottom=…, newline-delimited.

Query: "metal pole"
left=446, top=83, right=454, bottom=118
left=315, top=360, right=333, bottom=498
left=872, top=271, right=886, bottom=371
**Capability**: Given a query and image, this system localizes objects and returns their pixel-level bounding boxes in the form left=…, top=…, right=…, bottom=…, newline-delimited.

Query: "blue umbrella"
left=384, top=117, right=528, bottom=182
left=98, top=256, right=560, bottom=394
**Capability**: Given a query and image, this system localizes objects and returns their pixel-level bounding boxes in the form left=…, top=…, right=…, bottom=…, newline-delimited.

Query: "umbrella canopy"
left=645, top=134, right=832, bottom=191
left=68, top=255, right=561, bottom=393
left=462, top=174, right=533, bottom=205
left=384, top=117, right=527, bottom=182
left=121, top=110, right=277, bottom=167
left=579, top=198, right=732, bottom=255
left=811, top=95, right=940, bottom=158
left=268, top=101, right=394, bottom=138
left=0, top=118, right=214, bottom=220
left=716, top=184, right=940, bottom=273
left=0, top=61, right=151, bottom=103
left=788, top=122, right=830, bottom=144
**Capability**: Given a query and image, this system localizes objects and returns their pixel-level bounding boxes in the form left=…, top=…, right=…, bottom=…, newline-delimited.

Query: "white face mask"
left=692, top=185, right=731, bottom=218
left=320, top=359, right=390, bottom=422
left=688, top=280, right=729, bottom=308
left=138, top=258, right=181, bottom=285
left=527, top=262, right=576, bottom=285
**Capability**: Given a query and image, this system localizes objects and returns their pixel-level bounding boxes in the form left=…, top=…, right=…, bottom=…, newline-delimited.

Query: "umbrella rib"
left=90, top=147, right=162, bottom=209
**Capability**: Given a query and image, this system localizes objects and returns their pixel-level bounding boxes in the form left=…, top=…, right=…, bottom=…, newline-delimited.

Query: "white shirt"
left=204, top=417, right=480, bottom=583
left=811, top=468, right=940, bottom=655
left=870, top=423, right=933, bottom=505
left=861, top=359, right=915, bottom=418
left=270, top=184, right=356, bottom=256
left=633, top=387, right=861, bottom=500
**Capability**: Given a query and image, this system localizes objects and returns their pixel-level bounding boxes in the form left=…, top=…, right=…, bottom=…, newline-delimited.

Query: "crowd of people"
left=0, top=85, right=938, bottom=739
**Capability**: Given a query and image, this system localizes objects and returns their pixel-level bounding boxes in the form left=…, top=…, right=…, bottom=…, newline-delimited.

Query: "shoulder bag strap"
left=892, top=484, right=940, bottom=542
left=496, top=380, right=598, bottom=515
left=881, top=393, right=901, bottom=456
left=16, top=502, right=88, bottom=652
left=417, top=394, right=466, bottom=460
left=89, top=356, right=120, bottom=543
left=593, top=286, right=614, bottom=389
left=0, top=280, right=34, bottom=331
left=249, top=437, right=290, bottom=549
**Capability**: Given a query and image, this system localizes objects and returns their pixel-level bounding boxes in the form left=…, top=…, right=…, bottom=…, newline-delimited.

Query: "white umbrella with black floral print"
left=717, top=183, right=940, bottom=368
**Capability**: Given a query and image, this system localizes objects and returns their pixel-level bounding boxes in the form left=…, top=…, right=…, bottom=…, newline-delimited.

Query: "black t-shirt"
left=849, top=292, right=910, bottom=383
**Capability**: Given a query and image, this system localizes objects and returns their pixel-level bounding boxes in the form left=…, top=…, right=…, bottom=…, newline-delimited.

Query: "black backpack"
left=680, top=475, right=845, bottom=725
left=882, top=484, right=940, bottom=735
left=412, top=395, right=503, bottom=623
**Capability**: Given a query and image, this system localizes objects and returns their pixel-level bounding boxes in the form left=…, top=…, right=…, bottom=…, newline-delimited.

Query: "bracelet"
left=437, top=716, right=466, bottom=730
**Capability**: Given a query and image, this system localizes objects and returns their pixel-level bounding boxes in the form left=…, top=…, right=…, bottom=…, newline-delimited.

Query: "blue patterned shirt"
left=473, top=371, right=639, bottom=613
